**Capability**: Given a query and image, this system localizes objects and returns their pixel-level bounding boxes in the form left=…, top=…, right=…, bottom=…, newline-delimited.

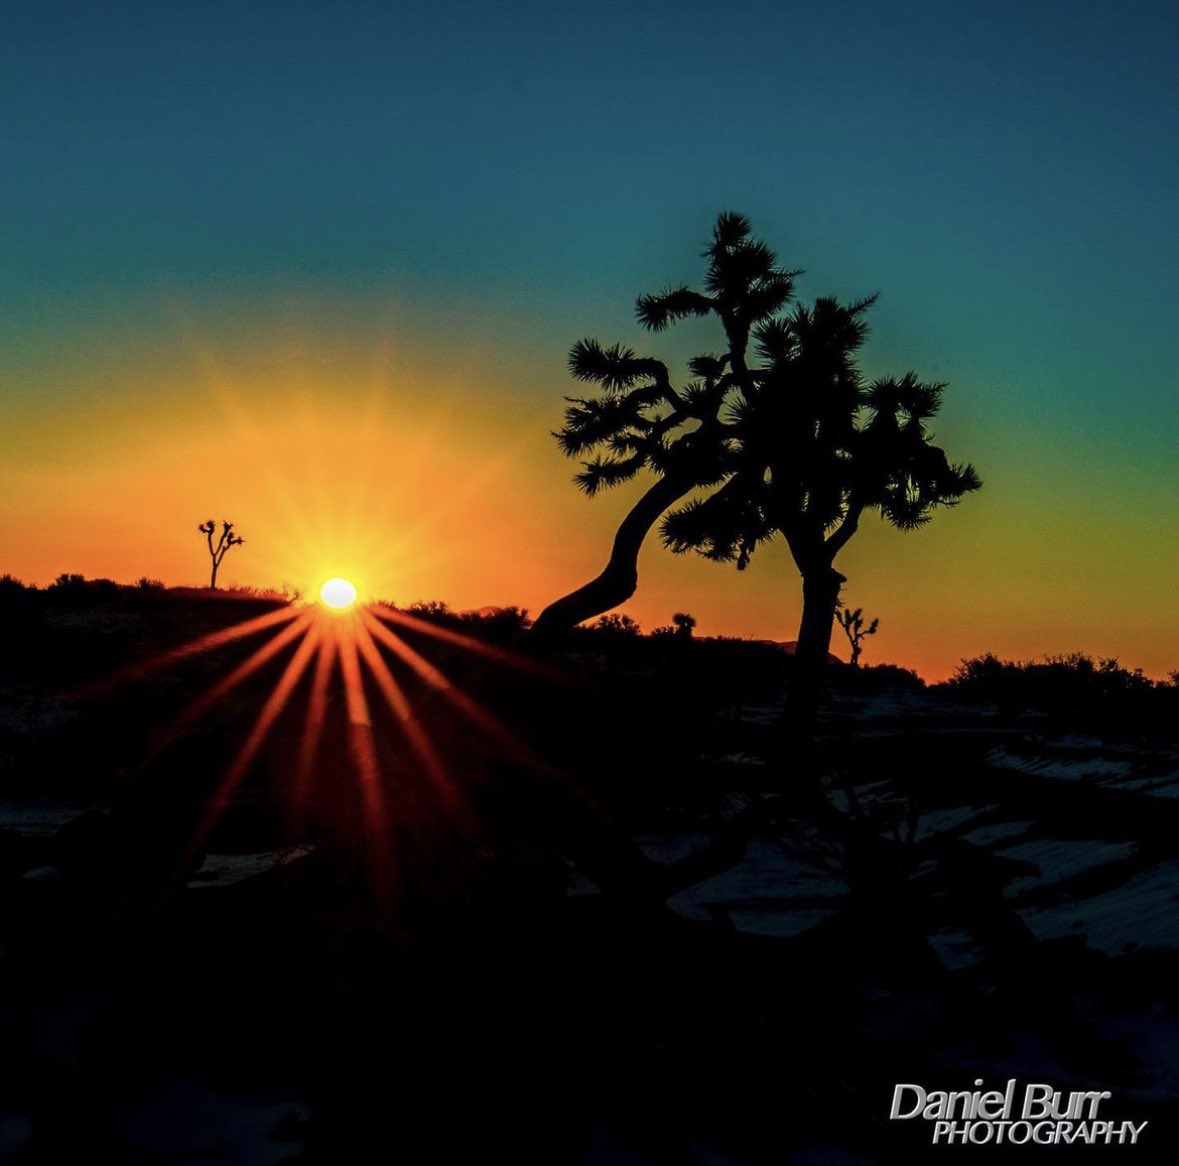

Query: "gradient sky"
left=3, top=0, right=1177, bottom=679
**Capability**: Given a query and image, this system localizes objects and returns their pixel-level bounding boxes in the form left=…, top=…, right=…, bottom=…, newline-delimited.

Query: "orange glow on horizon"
left=3, top=306, right=1176, bottom=683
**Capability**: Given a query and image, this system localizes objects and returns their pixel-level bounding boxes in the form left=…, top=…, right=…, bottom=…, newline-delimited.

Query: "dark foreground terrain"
left=1, top=582, right=1177, bottom=1163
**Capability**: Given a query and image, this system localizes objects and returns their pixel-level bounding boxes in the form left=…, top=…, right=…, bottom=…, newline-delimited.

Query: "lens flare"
left=117, top=593, right=570, bottom=900
left=319, top=577, right=358, bottom=610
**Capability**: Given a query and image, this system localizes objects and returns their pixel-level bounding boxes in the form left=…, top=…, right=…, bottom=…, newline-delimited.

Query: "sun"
left=319, top=577, right=359, bottom=610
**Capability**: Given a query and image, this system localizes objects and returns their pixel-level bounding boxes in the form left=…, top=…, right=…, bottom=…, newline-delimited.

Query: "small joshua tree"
left=199, top=519, right=245, bottom=589
left=836, top=606, right=878, bottom=668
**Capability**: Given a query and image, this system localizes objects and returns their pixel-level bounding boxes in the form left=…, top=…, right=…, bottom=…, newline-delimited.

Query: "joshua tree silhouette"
left=539, top=212, right=979, bottom=754
left=836, top=606, right=879, bottom=667
left=662, top=277, right=981, bottom=741
left=199, top=519, right=245, bottom=589
left=533, top=212, right=797, bottom=635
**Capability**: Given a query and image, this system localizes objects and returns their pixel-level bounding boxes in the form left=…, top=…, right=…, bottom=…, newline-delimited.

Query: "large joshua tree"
left=532, top=213, right=797, bottom=635
left=663, top=292, right=981, bottom=737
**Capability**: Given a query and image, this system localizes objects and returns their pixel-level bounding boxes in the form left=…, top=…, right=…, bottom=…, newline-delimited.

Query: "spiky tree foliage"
left=199, top=519, right=245, bottom=589
left=533, top=213, right=798, bottom=635
left=836, top=606, right=879, bottom=667
left=662, top=289, right=980, bottom=735
left=555, top=342, right=731, bottom=499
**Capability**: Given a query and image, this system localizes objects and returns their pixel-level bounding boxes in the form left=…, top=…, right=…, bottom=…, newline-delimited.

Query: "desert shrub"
left=591, top=613, right=641, bottom=638
left=459, top=606, right=532, bottom=634
left=50, top=573, right=87, bottom=591
left=942, top=651, right=1175, bottom=734
left=832, top=661, right=925, bottom=693
left=48, top=574, right=119, bottom=600
left=405, top=600, right=453, bottom=620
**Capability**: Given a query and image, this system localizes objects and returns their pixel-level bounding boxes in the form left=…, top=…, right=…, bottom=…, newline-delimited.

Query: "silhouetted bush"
left=50, top=572, right=86, bottom=591
left=0, top=575, right=41, bottom=668
left=404, top=599, right=456, bottom=622
left=650, top=612, right=697, bottom=638
left=941, top=652, right=1176, bottom=735
left=218, top=584, right=291, bottom=601
left=48, top=573, right=120, bottom=602
left=459, top=605, right=532, bottom=634
left=591, top=612, right=641, bottom=638
left=831, top=661, right=925, bottom=693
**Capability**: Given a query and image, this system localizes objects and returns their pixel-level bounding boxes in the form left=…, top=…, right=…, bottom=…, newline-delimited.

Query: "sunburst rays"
left=83, top=605, right=303, bottom=698
left=363, top=609, right=559, bottom=777
left=119, top=596, right=564, bottom=896
left=163, top=309, right=548, bottom=608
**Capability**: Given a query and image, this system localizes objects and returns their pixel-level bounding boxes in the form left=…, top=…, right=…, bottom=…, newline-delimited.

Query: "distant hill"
left=773, top=640, right=846, bottom=666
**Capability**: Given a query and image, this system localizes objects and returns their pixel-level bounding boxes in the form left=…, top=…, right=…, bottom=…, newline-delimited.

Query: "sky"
left=2, top=0, right=1177, bottom=680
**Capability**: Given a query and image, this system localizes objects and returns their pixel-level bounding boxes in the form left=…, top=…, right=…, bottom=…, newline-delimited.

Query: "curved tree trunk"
left=533, top=474, right=694, bottom=636
left=783, top=564, right=845, bottom=757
